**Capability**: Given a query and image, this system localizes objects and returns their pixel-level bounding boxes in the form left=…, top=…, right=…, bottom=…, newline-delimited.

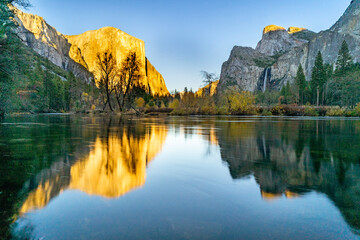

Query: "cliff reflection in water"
left=214, top=118, right=360, bottom=232
left=13, top=116, right=360, bottom=235
left=20, top=118, right=168, bottom=215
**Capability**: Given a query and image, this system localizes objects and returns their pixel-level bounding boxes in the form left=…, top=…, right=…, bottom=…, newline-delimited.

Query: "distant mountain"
left=219, top=0, right=360, bottom=93
left=13, top=7, right=169, bottom=96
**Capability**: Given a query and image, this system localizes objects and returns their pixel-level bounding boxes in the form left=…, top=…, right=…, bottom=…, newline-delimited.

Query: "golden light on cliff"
left=20, top=126, right=168, bottom=214
left=263, top=25, right=286, bottom=34
left=196, top=80, right=220, bottom=97
left=288, top=27, right=307, bottom=34
left=13, top=7, right=170, bottom=97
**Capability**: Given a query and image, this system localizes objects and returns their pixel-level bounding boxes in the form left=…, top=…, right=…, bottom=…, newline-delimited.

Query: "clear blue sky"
left=25, top=0, right=350, bottom=92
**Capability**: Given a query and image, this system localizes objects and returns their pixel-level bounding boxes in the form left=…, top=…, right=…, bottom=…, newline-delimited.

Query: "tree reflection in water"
left=2, top=116, right=360, bottom=238
left=213, top=118, right=360, bottom=233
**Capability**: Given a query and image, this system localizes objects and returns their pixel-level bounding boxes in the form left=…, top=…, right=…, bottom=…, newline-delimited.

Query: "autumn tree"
left=114, top=52, right=141, bottom=111
left=95, top=51, right=117, bottom=111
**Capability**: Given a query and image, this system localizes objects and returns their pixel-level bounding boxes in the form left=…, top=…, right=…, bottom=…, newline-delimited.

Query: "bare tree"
left=95, top=51, right=117, bottom=111
left=201, top=71, right=218, bottom=86
left=8, top=0, right=31, bottom=8
left=114, top=52, right=141, bottom=111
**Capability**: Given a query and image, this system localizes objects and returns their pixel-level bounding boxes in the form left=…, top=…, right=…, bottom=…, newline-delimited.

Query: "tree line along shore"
left=1, top=1, right=360, bottom=118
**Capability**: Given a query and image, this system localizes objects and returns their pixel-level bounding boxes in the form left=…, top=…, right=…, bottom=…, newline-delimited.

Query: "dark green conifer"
left=335, top=40, right=352, bottom=75
left=311, top=51, right=326, bottom=106
left=295, top=64, right=306, bottom=104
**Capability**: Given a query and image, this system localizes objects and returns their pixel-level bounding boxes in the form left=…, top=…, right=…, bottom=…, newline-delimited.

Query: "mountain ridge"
left=13, top=7, right=169, bottom=96
left=219, top=0, right=360, bottom=93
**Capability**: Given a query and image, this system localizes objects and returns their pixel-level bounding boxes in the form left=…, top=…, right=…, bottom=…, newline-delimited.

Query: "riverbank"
left=6, top=104, right=360, bottom=118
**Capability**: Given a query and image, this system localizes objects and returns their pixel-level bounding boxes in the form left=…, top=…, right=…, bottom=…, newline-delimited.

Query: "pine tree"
left=295, top=64, right=306, bottom=105
left=311, top=51, right=326, bottom=106
left=335, top=40, right=352, bottom=75
left=0, top=0, right=31, bottom=118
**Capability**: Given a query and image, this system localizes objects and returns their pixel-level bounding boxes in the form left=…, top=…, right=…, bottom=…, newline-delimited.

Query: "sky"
left=25, top=0, right=351, bottom=92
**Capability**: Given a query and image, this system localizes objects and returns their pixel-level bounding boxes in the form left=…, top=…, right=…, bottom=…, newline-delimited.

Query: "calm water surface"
left=1, top=115, right=360, bottom=239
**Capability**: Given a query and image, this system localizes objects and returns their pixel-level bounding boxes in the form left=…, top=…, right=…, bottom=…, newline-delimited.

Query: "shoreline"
left=5, top=111, right=360, bottom=119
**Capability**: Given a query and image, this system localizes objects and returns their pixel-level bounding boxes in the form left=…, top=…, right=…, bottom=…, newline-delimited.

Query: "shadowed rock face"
left=13, top=7, right=169, bottom=96
left=219, top=0, right=360, bottom=92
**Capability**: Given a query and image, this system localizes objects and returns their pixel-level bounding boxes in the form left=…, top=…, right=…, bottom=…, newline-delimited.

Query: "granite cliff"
left=13, top=7, right=169, bottom=96
left=219, top=0, right=360, bottom=93
left=196, top=80, right=219, bottom=97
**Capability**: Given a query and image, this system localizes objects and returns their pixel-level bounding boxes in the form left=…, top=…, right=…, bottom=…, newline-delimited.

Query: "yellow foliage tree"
left=169, top=99, right=180, bottom=109
left=221, top=89, right=256, bottom=114
left=135, top=97, right=145, bottom=108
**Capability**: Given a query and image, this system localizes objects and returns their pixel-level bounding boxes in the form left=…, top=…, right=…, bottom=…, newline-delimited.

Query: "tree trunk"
left=115, top=89, right=123, bottom=112
left=105, top=84, right=113, bottom=111
left=317, top=88, right=320, bottom=106
left=103, top=99, right=108, bottom=111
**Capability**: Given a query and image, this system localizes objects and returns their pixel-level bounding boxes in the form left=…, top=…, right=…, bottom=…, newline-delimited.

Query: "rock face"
left=13, top=7, right=169, bottom=96
left=145, top=58, right=169, bottom=96
left=256, top=25, right=308, bottom=56
left=13, top=7, right=93, bottom=82
left=196, top=80, right=219, bottom=97
left=219, top=0, right=360, bottom=93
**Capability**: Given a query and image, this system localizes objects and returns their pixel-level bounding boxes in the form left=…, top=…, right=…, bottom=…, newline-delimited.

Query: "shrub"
left=216, top=106, right=230, bottom=115
left=199, top=104, right=216, bottom=115
left=135, top=97, right=145, bottom=108
left=270, top=105, right=285, bottom=116
left=171, top=107, right=198, bottom=116
left=354, top=103, right=360, bottom=116
left=304, top=105, right=319, bottom=116
left=282, top=105, right=304, bottom=116
left=160, top=101, right=166, bottom=108
left=326, top=106, right=346, bottom=116
left=262, top=110, right=272, bottom=116
left=169, top=99, right=180, bottom=109
left=148, top=101, right=155, bottom=107
left=224, top=90, right=257, bottom=115
left=317, top=107, right=328, bottom=116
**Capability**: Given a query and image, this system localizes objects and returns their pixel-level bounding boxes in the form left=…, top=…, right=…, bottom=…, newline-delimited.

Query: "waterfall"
left=263, top=68, right=268, bottom=93
left=262, top=68, right=271, bottom=93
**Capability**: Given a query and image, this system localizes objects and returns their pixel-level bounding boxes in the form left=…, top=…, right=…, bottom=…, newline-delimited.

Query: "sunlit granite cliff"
left=219, top=0, right=360, bottom=92
left=196, top=80, right=219, bottom=97
left=19, top=124, right=168, bottom=214
left=13, top=7, right=169, bottom=96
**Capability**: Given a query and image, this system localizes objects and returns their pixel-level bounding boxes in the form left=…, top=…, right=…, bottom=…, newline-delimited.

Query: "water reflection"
left=2, top=116, right=360, bottom=239
left=214, top=118, right=360, bottom=232
left=18, top=118, right=168, bottom=215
